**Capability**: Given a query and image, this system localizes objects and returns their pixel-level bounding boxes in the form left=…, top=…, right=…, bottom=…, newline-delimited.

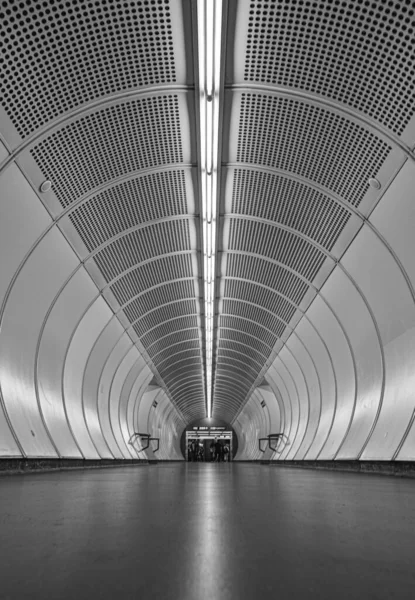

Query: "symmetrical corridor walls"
left=1, top=1, right=415, bottom=464
left=235, top=162, right=415, bottom=461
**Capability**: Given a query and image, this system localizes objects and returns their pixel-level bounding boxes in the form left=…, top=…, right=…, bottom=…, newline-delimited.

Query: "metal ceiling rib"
left=2, top=0, right=414, bottom=429
left=0, top=0, right=208, bottom=424
left=211, top=0, right=412, bottom=423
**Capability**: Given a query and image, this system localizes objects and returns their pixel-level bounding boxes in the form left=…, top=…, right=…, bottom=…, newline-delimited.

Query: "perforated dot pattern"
left=132, top=299, right=198, bottom=338
left=218, top=349, right=263, bottom=374
left=232, top=169, right=351, bottom=250
left=219, top=338, right=268, bottom=363
left=139, top=315, right=198, bottom=348
left=153, top=340, right=201, bottom=366
left=237, top=94, right=391, bottom=207
left=70, top=171, right=188, bottom=251
left=0, top=0, right=176, bottom=137
left=159, top=354, right=202, bottom=377
left=216, top=352, right=260, bottom=376
left=219, top=328, right=272, bottom=357
left=31, top=96, right=183, bottom=208
left=245, top=0, right=415, bottom=135
left=110, top=254, right=193, bottom=306
left=222, top=299, right=286, bottom=338
left=147, top=328, right=200, bottom=356
left=219, top=315, right=278, bottom=349
left=228, top=219, right=326, bottom=281
left=93, top=219, right=191, bottom=282
left=226, top=254, right=309, bottom=307
left=122, top=280, right=196, bottom=324
left=224, top=279, right=297, bottom=326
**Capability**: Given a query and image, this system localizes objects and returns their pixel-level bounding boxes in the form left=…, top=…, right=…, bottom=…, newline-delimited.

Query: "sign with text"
left=192, top=426, right=226, bottom=431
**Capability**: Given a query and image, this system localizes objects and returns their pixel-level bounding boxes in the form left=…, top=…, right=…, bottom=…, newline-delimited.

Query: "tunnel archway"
left=180, top=418, right=238, bottom=460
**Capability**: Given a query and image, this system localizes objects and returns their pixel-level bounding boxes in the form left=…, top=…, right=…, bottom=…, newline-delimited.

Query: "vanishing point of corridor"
left=1, top=464, right=414, bottom=600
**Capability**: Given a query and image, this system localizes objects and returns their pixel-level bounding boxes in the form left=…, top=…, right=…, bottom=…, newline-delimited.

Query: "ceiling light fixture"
left=197, top=0, right=222, bottom=420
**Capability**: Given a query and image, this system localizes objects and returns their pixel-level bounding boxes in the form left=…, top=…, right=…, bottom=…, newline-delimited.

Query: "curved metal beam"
left=227, top=83, right=414, bottom=160
left=218, top=338, right=269, bottom=362
left=155, top=347, right=202, bottom=370
left=0, top=85, right=193, bottom=173
left=217, top=347, right=264, bottom=370
left=150, top=337, right=201, bottom=362
left=222, top=251, right=359, bottom=452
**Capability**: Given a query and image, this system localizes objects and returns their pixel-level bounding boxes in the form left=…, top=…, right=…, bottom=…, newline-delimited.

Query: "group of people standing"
left=188, top=439, right=204, bottom=462
left=210, top=438, right=230, bottom=462
left=187, top=437, right=231, bottom=462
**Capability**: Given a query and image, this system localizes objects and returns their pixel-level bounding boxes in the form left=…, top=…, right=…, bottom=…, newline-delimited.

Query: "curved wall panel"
left=37, top=268, right=98, bottom=458
left=320, top=268, right=383, bottom=460
left=64, top=299, right=114, bottom=459
left=109, top=344, right=140, bottom=459
left=136, top=387, right=164, bottom=460
left=305, top=295, right=355, bottom=460
left=284, top=335, right=320, bottom=461
left=256, top=388, right=281, bottom=436
left=83, top=317, right=126, bottom=459
left=351, top=226, right=415, bottom=460
left=269, top=353, right=304, bottom=461
left=297, top=318, right=336, bottom=460
left=0, top=228, right=81, bottom=457
left=97, top=332, right=134, bottom=459
left=119, top=356, right=148, bottom=459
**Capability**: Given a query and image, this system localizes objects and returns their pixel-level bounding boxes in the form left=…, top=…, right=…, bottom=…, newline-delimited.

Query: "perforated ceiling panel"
left=0, top=0, right=206, bottom=424
left=242, top=0, right=415, bottom=135
left=211, top=0, right=407, bottom=423
left=1, top=0, right=412, bottom=431
left=0, top=0, right=185, bottom=137
left=31, top=95, right=185, bottom=208
left=69, top=170, right=189, bottom=250
left=235, top=94, right=391, bottom=207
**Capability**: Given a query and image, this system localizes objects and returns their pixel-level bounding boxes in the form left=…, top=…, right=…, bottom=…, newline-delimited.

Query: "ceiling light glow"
left=197, top=0, right=222, bottom=420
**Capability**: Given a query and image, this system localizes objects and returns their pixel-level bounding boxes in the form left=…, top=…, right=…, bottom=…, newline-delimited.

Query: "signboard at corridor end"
left=192, top=426, right=226, bottom=431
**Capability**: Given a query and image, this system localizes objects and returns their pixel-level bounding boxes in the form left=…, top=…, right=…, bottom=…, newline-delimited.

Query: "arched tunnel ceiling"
left=1, top=0, right=415, bottom=431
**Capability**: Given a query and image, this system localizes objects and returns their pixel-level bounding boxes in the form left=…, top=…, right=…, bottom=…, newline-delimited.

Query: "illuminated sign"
left=192, top=426, right=226, bottom=431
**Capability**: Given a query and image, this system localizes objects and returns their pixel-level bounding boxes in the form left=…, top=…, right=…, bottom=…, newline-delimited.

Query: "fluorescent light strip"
left=197, top=0, right=222, bottom=419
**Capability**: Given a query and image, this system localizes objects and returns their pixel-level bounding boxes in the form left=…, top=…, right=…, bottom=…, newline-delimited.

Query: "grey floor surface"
left=1, top=463, right=414, bottom=599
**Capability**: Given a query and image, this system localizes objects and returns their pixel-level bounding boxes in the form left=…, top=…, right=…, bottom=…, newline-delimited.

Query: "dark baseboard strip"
left=265, top=460, right=415, bottom=478
left=0, top=458, right=148, bottom=476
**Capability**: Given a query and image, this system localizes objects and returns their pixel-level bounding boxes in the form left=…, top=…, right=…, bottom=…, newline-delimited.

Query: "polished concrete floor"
left=1, top=463, right=415, bottom=599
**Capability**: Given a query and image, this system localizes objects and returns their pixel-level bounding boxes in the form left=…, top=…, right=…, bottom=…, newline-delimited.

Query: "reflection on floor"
left=1, top=463, right=415, bottom=599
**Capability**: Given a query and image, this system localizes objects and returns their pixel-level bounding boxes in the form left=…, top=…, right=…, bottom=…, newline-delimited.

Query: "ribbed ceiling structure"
left=1, top=0, right=415, bottom=454
left=216, top=0, right=415, bottom=424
